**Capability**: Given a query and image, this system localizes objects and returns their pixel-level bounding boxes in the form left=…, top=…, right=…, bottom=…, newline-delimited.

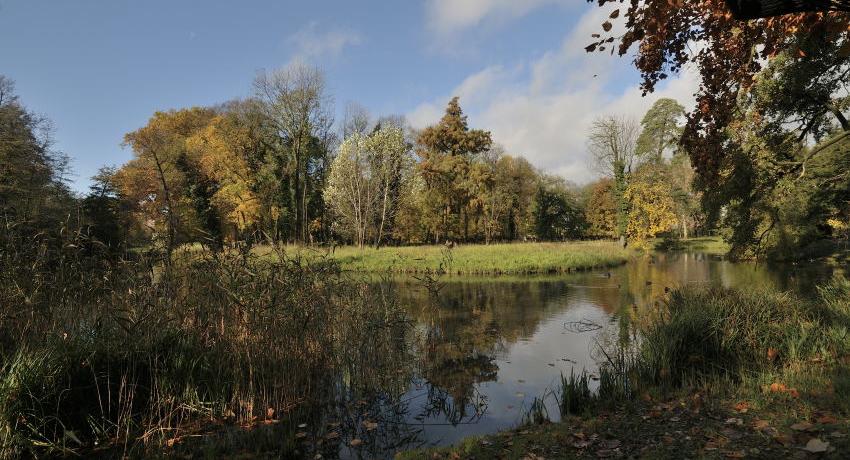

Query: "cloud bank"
left=410, top=6, right=699, bottom=184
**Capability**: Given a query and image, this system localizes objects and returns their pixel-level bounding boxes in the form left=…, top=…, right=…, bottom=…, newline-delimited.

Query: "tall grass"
left=0, top=221, right=411, bottom=458
left=638, top=281, right=850, bottom=387
left=543, top=278, right=850, bottom=419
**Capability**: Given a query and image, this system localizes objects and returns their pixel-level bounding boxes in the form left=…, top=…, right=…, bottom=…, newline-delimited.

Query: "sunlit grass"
left=256, top=241, right=633, bottom=275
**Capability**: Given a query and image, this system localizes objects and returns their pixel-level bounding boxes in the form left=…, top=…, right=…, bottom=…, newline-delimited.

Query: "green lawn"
left=259, top=241, right=632, bottom=275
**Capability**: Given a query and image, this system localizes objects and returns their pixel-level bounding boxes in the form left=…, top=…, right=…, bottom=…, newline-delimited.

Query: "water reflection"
left=234, top=253, right=834, bottom=459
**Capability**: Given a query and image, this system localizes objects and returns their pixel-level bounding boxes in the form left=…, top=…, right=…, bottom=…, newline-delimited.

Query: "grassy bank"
left=402, top=278, right=850, bottom=459
left=265, top=241, right=632, bottom=275
left=653, top=235, right=731, bottom=255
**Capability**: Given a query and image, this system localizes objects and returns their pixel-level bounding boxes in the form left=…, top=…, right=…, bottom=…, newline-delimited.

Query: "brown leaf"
left=722, top=450, right=746, bottom=458
left=790, top=422, right=814, bottom=432
left=804, top=438, right=829, bottom=453
left=350, top=438, right=363, bottom=447
left=602, top=21, right=613, bottom=32
left=753, top=420, right=770, bottom=430
left=609, top=9, right=620, bottom=19
left=817, top=415, right=838, bottom=424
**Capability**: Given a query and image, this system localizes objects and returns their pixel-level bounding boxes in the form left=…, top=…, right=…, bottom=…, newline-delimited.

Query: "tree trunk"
left=151, top=149, right=175, bottom=261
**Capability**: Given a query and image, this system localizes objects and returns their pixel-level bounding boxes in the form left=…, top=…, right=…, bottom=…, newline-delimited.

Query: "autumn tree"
left=417, top=97, right=492, bottom=242
left=585, top=178, right=618, bottom=238
left=586, top=0, right=850, bottom=188
left=186, top=110, right=262, bottom=239
left=118, top=107, right=217, bottom=254
left=625, top=164, right=679, bottom=250
left=368, top=126, right=412, bottom=247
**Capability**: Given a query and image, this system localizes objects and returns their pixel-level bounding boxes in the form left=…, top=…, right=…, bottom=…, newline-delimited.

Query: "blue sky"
left=0, top=0, right=696, bottom=193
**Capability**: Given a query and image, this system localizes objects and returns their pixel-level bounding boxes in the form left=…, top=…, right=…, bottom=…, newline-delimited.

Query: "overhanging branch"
left=726, top=0, right=850, bottom=19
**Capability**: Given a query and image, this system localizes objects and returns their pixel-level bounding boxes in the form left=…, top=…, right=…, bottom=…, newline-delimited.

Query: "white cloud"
left=408, top=6, right=699, bottom=185
left=288, top=22, right=362, bottom=59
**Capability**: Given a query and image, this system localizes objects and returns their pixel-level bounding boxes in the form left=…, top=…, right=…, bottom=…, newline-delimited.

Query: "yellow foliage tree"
left=187, top=115, right=261, bottom=236
left=625, top=171, right=678, bottom=250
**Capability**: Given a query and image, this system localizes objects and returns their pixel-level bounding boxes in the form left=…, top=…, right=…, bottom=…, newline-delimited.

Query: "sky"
left=0, top=0, right=698, bottom=193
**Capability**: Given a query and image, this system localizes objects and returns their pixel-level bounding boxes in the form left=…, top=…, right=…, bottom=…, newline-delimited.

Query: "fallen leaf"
left=350, top=438, right=363, bottom=447
left=773, top=434, right=793, bottom=446
left=722, top=450, right=746, bottom=458
left=769, top=382, right=788, bottom=393
left=734, top=401, right=750, bottom=413
left=325, top=431, right=339, bottom=440
left=362, top=420, right=378, bottom=431
left=753, top=420, right=770, bottom=430
left=596, top=448, right=615, bottom=458
left=295, top=432, right=308, bottom=439
left=804, top=438, right=829, bottom=453
left=790, top=421, right=814, bottom=432
left=767, top=348, right=778, bottom=361
left=725, top=418, right=744, bottom=426
left=817, top=415, right=838, bottom=424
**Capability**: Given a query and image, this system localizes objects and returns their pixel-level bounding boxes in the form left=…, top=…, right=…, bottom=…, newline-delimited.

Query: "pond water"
left=269, top=253, right=835, bottom=459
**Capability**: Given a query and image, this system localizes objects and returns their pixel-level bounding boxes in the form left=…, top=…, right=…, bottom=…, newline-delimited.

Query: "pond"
left=214, top=252, right=836, bottom=459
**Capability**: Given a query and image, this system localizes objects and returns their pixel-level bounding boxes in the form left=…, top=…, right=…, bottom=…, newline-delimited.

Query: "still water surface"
left=291, top=253, right=833, bottom=458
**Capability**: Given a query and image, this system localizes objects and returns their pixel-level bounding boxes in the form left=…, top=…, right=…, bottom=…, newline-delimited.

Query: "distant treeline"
left=1, top=69, right=705, bottom=254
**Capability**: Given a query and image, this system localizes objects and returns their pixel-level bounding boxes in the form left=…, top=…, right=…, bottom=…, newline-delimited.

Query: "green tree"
left=254, top=63, right=335, bottom=243
left=533, top=176, right=586, bottom=241
left=82, top=167, right=123, bottom=250
left=636, top=98, right=685, bottom=162
left=0, top=75, right=72, bottom=227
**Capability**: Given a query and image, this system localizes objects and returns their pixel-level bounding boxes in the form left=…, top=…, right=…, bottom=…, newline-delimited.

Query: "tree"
left=585, top=179, right=618, bottom=238
left=587, top=116, right=640, bottom=243
left=533, top=176, right=587, bottom=241
left=119, top=108, right=217, bottom=255
left=254, top=62, right=334, bottom=243
left=417, top=97, right=492, bottom=242
left=368, top=126, right=411, bottom=247
left=187, top=112, right=262, bottom=239
left=636, top=98, right=685, bottom=162
left=82, top=167, right=123, bottom=249
left=586, top=0, right=850, bottom=188
left=0, top=75, right=72, bottom=226
left=342, top=101, right=372, bottom=139
left=625, top=165, right=679, bottom=250
left=325, top=133, right=377, bottom=248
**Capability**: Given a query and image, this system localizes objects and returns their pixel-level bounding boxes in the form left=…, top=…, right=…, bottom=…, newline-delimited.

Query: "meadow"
left=258, top=241, right=634, bottom=276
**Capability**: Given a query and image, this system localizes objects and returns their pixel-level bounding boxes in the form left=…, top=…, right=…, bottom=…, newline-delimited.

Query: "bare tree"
left=587, top=116, right=640, bottom=244
left=587, top=115, right=640, bottom=177
left=342, top=101, right=372, bottom=139
left=254, top=62, right=334, bottom=242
